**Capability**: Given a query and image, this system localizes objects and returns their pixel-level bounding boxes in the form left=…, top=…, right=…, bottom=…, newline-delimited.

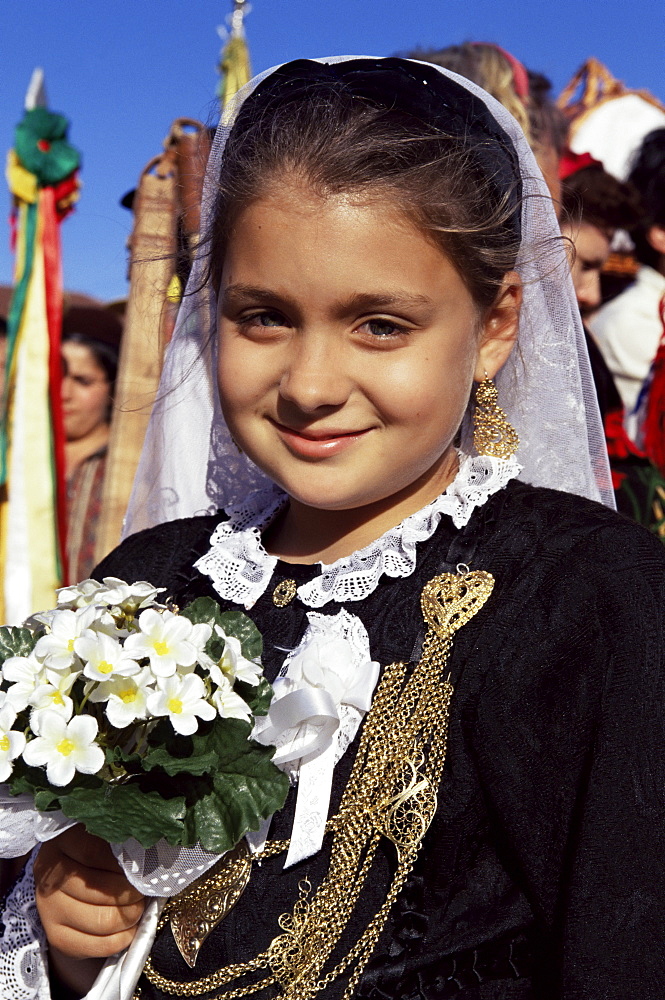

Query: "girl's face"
left=218, top=183, right=518, bottom=514
left=61, top=342, right=111, bottom=443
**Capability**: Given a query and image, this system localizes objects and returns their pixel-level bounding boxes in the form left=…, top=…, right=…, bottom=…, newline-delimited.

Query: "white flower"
left=56, top=579, right=105, bottom=609
left=88, top=606, right=129, bottom=639
left=23, top=609, right=59, bottom=631
left=2, top=655, right=45, bottom=712
left=33, top=606, right=99, bottom=671
left=147, top=674, right=216, bottom=736
left=210, top=629, right=262, bottom=687
left=0, top=705, right=26, bottom=782
left=124, top=609, right=211, bottom=678
left=97, top=578, right=166, bottom=614
left=75, top=632, right=140, bottom=683
left=211, top=674, right=252, bottom=722
left=28, top=671, right=76, bottom=718
left=94, top=668, right=154, bottom=728
left=22, top=711, right=104, bottom=787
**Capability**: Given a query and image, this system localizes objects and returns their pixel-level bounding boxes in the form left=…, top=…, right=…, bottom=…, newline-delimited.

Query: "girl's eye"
left=240, top=310, right=286, bottom=329
left=360, top=319, right=409, bottom=340
left=66, top=374, right=104, bottom=388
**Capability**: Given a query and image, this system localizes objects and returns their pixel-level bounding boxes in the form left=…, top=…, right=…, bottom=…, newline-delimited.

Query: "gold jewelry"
left=472, top=376, right=519, bottom=459
left=272, top=579, right=297, bottom=607
left=141, top=569, right=495, bottom=1000
left=169, top=841, right=253, bottom=967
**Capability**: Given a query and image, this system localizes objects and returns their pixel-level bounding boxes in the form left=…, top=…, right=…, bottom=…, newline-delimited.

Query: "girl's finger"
left=37, top=890, right=145, bottom=948
left=49, top=825, right=124, bottom=873
left=43, top=920, right=141, bottom=960
left=35, top=851, right=143, bottom=907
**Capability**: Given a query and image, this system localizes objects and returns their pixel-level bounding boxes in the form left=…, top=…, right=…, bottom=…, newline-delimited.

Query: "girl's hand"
left=34, top=825, right=145, bottom=993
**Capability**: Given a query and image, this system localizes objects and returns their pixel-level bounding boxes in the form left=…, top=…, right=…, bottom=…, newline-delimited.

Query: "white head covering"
left=124, top=56, right=612, bottom=537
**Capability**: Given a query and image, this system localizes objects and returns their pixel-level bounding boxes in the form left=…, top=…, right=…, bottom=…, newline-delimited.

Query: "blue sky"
left=1, top=0, right=663, bottom=302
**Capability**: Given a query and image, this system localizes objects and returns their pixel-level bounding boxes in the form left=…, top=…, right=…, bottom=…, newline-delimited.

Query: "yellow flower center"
left=167, top=697, right=183, bottom=714
left=52, top=691, right=64, bottom=705
left=56, top=738, right=75, bottom=756
left=220, top=653, right=234, bottom=679
left=119, top=687, right=136, bottom=703
left=154, top=640, right=169, bottom=656
left=0, top=736, right=10, bottom=752
left=67, top=639, right=75, bottom=652
left=97, top=660, right=113, bottom=675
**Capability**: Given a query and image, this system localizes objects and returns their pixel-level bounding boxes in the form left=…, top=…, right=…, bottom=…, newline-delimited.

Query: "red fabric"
left=642, top=295, right=665, bottom=476
left=8, top=210, right=18, bottom=254
left=558, top=149, right=603, bottom=180
left=472, top=42, right=530, bottom=100
left=40, top=186, right=68, bottom=583
left=52, top=171, right=80, bottom=221
left=604, top=407, right=647, bottom=466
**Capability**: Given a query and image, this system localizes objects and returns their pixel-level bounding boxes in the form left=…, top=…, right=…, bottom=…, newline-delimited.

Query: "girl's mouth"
left=271, top=420, right=371, bottom=459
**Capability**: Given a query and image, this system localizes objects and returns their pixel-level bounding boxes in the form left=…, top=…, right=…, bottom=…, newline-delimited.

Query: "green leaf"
left=10, top=766, right=102, bottom=812
left=236, top=676, right=274, bottom=717
left=180, top=597, right=226, bottom=630
left=34, top=788, right=61, bottom=811
left=142, top=739, right=218, bottom=777
left=180, top=599, right=263, bottom=660
left=181, top=718, right=288, bottom=853
left=0, top=626, right=37, bottom=664
left=10, top=764, right=58, bottom=799
left=58, top=783, right=186, bottom=847
left=105, top=745, right=143, bottom=775
left=218, top=611, right=263, bottom=660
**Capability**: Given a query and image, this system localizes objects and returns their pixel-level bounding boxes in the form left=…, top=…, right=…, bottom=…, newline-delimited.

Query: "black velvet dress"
left=94, top=480, right=665, bottom=1000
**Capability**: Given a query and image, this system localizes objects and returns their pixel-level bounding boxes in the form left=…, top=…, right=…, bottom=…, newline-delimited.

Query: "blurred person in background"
left=561, top=155, right=665, bottom=537
left=61, top=312, right=120, bottom=580
left=590, top=129, right=665, bottom=440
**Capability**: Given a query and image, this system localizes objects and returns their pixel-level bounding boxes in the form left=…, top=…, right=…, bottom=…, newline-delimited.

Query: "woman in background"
left=61, top=331, right=118, bottom=580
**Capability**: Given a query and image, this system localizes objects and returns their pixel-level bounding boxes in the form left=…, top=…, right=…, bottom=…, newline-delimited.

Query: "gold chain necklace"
left=139, top=569, right=494, bottom=999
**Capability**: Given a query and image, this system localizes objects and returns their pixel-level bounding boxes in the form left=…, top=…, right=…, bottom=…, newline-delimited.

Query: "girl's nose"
left=278, top=337, right=351, bottom=413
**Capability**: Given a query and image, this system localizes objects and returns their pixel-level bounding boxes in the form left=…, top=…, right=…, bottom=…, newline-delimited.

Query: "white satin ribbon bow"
left=253, top=610, right=379, bottom=867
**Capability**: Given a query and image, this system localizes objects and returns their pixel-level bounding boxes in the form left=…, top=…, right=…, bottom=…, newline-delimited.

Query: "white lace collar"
left=194, top=452, right=521, bottom=609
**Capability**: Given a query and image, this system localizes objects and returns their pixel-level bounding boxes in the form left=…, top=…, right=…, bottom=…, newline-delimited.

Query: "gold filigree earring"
left=472, top=374, right=519, bottom=459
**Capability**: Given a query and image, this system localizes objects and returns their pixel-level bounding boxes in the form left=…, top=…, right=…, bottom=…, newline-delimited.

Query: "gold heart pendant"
left=421, top=570, right=494, bottom=639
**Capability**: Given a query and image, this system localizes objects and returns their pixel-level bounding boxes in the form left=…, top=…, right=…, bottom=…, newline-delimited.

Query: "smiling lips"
left=272, top=420, right=371, bottom=458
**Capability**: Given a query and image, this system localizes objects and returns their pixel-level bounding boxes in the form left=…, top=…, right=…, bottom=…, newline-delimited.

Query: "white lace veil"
left=124, top=56, right=613, bottom=538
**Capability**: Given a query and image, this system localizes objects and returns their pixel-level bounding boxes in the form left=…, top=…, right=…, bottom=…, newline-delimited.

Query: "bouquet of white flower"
left=0, top=578, right=288, bottom=851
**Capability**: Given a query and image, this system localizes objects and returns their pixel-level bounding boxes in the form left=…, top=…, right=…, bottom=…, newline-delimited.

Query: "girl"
left=6, top=57, right=665, bottom=1000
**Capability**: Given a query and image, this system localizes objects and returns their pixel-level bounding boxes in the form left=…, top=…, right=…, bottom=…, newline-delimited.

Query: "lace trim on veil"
left=195, top=452, right=521, bottom=609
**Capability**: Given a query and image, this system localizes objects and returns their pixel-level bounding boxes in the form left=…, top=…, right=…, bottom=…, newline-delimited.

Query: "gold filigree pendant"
left=167, top=840, right=252, bottom=967
left=272, top=579, right=297, bottom=607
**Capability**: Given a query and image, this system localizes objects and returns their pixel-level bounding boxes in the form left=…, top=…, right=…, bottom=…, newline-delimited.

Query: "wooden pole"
left=93, top=151, right=177, bottom=564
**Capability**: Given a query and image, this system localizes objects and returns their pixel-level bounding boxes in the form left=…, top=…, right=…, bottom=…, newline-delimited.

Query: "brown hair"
left=628, top=128, right=665, bottom=268
left=561, top=164, right=641, bottom=235
left=207, top=61, right=522, bottom=311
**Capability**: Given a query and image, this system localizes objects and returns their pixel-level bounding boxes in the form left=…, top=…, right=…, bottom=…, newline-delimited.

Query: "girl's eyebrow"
left=222, top=284, right=281, bottom=307
left=221, top=284, right=433, bottom=314
left=335, top=291, right=434, bottom=315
